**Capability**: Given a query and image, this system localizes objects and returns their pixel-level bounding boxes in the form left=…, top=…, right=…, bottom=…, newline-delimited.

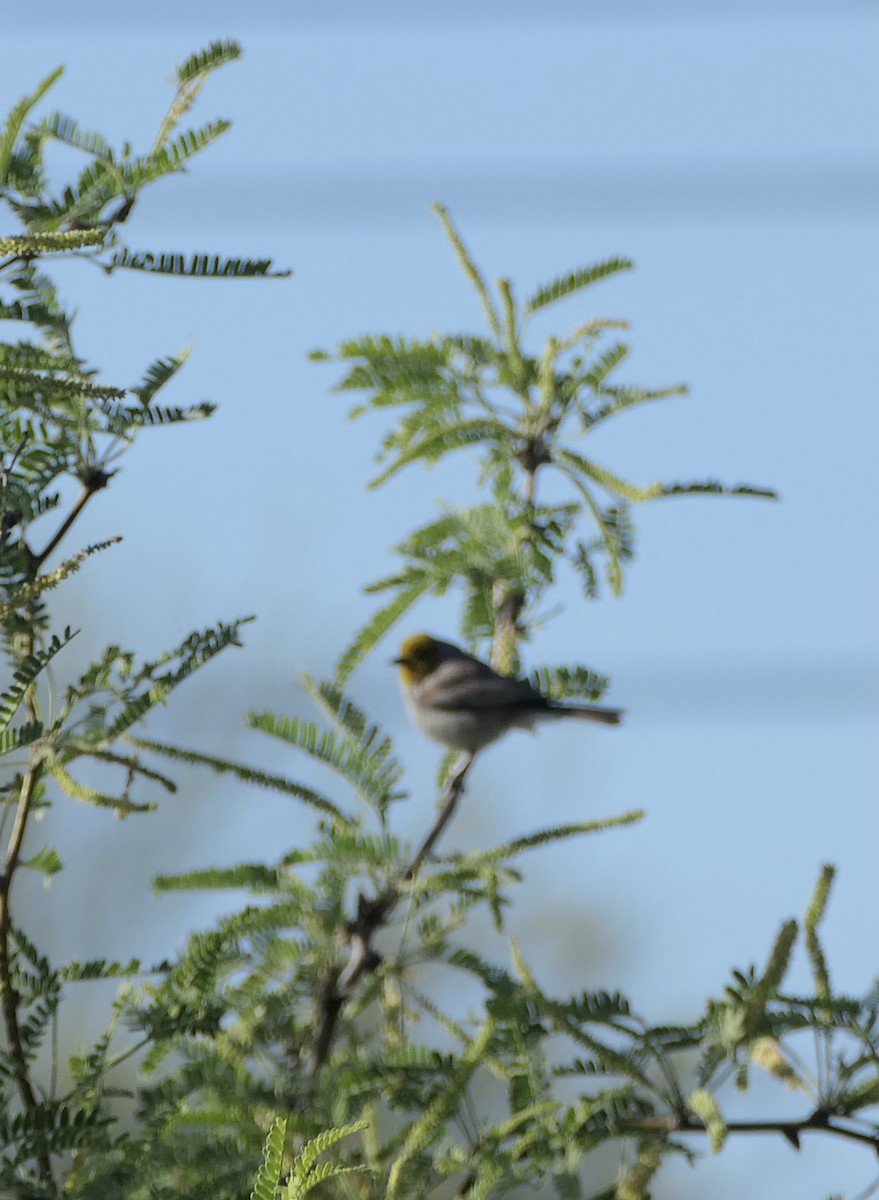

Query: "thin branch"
left=0, top=761, right=55, bottom=1189
left=57, top=1034, right=153, bottom=1108
left=0, top=435, right=28, bottom=550
left=305, top=753, right=473, bottom=1080
left=32, top=472, right=111, bottom=573
left=632, top=1109, right=879, bottom=1156
left=451, top=1108, right=879, bottom=1197
left=0, top=596, right=58, bottom=1188
left=0, top=254, right=25, bottom=274
left=490, top=442, right=537, bottom=673
left=400, top=753, right=473, bottom=885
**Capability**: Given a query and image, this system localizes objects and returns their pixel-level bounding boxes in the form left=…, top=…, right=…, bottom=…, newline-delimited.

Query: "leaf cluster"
left=318, top=205, right=775, bottom=678
left=1, top=42, right=287, bottom=279
left=65, top=688, right=878, bottom=1199
left=0, top=43, right=289, bottom=1199
left=26, top=674, right=637, bottom=1198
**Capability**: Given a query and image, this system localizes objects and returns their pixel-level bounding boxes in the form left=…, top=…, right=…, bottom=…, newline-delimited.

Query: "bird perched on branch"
left=393, top=633, right=623, bottom=755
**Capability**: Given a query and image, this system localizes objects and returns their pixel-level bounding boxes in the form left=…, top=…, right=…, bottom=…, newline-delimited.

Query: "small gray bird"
left=394, top=633, right=623, bottom=754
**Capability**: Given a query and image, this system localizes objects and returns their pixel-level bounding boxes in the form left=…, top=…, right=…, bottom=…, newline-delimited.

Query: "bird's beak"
left=390, top=656, right=404, bottom=666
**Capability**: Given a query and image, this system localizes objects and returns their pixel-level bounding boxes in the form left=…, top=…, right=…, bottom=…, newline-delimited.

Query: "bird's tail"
left=547, top=703, right=624, bottom=726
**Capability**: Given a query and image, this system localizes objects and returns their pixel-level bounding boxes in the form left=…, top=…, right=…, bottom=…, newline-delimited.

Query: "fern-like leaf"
left=292, top=831, right=401, bottom=870
left=0, top=1102, right=112, bottom=1158
left=804, top=864, right=834, bottom=1001
left=478, top=812, right=644, bottom=864
left=303, top=676, right=404, bottom=788
left=105, top=618, right=251, bottom=740
left=563, top=475, right=626, bottom=594
left=61, top=958, right=140, bottom=981
left=155, top=864, right=280, bottom=893
left=250, top=1115, right=287, bottom=1200
left=47, top=759, right=155, bottom=814
left=246, top=713, right=406, bottom=812
left=556, top=448, right=664, bottom=502
left=526, top=664, right=610, bottom=703
left=368, top=418, right=510, bottom=489
left=431, top=202, right=502, bottom=340
left=582, top=382, right=688, bottom=429
left=0, top=67, right=64, bottom=183
left=658, top=480, right=779, bottom=500
left=178, top=40, right=242, bottom=85
left=99, top=399, right=215, bottom=432
left=106, top=248, right=290, bottom=278
left=387, top=1021, right=495, bottom=1198
left=20, top=844, right=62, bottom=877
left=329, top=335, right=452, bottom=407
left=153, top=120, right=231, bottom=172
left=335, top=578, right=431, bottom=681
left=0, top=626, right=77, bottom=731
left=524, top=258, right=634, bottom=315
left=37, top=111, right=115, bottom=160
left=130, top=348, right=190, bottom=405
left=581, top=341, right=630, bottom=389
left=0, top=363, right=123, bottom=400
left=281, top=1123, right=371, bottom=1199
left=128, top=736, right=352, bottom=825
left=0, top=721, right=43, bottom=755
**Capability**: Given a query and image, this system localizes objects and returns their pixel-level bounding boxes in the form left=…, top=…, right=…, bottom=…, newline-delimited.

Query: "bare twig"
left=400, top=753, right=473, bottom=885
left=32, top=471, right=112, bottom=573
left=0, top=254, right=25, bottom=274
left=0, top=762, right=55, bottom=1189
left=0, top=458, right=113, bottom=1192
left=632, top=1109, right=879, bottom=1156
left=451, top=1109, right=879, bottom=1196
left=305, top=753, right=473, bottom=1080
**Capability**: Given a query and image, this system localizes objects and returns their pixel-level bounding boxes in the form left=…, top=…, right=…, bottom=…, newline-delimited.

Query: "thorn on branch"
left=110, top=195, right=136, bottom=225
left=631, top=1108, right=878, bottom=1157
left=780, top=1126, right=800, bottom=1150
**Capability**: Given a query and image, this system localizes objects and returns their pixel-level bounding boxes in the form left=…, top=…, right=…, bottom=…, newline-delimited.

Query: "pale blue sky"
left=4, top=9, right=878, bottom=1197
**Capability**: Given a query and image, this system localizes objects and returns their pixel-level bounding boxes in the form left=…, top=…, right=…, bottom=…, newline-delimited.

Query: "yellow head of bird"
left=393, top=633, right=442, bottom=686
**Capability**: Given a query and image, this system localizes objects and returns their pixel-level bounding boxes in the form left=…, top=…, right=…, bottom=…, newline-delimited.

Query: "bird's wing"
left=416, top=658, right=546, bottom=711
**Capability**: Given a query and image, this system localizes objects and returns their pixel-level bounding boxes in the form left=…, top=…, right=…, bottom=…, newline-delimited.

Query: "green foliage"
left=129, top=734, right=355, bottom=825
left=319, top=206, right=777, bottom=674
left=99, top=683, right=879, bottom=1198
left=805, top=863, right=835, bottom=1001
left=283, top=1121, right=372, bottom=1199
left=523, top=257, right=635, bottom=314
left=105, top=248, right=288, bottom=278
left=251, top=1116, right=287, bottom=1200
left=0, top=67, right=64, bottom=186
left=0, top=42, right=291, bottom=1200
left=246, top=704, right=407, bottom=819
left=527, top=662, right=610, bottom=703
left=0, top=538, right=120, bottom=623
left=1, top=40, right=874, bottom=1200
left=0, top=624, right=76, bottom=738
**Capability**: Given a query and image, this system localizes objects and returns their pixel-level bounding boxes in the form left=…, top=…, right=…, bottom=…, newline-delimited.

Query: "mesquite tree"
left=1, top=42, right=876, bottom=1200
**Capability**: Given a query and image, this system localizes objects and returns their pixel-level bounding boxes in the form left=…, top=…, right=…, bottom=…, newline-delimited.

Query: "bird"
left=393, top=633, right=623, bottom=755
